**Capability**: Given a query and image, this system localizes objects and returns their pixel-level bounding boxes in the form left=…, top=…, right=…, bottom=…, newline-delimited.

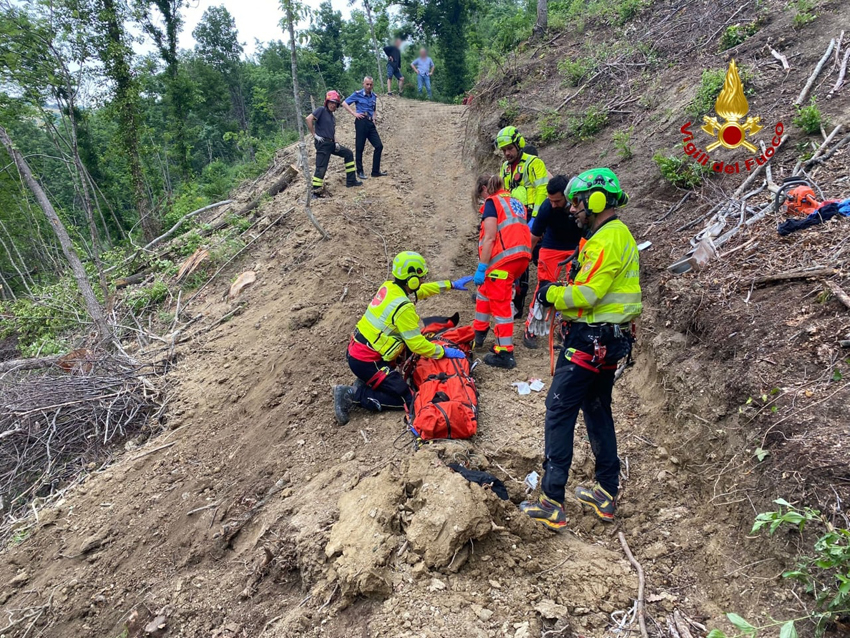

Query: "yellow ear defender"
left=587, top=190, right=608, bottom=214
left=406, top=275, right=421, bottom=291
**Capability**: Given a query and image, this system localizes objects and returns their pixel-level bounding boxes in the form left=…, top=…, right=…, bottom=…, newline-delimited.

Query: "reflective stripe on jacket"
left=546, top=218, right=642, bottom=324
left=500, top=153, right=549, bottom=218
left=478, top=192, right=532, bottom=270
left=354, top=280, right=448, bottom=361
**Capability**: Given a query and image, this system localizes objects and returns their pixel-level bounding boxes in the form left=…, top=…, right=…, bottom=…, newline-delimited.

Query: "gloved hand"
left=443, top=347, right=467, bottom=359
left=473, top=263, right=487, bottom=286
left=334, top=143, right=341, bottom=152
left=314, top=134, right=326, bottom=143
left=537, top=282, right=555, bottom=307
left=451, top=275, right=473, bottom=291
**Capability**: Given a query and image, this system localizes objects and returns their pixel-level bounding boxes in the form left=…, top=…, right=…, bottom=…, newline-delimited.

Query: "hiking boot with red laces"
left=484, top=350, right=516, bottom=369
left=575, top=483, right=617, bottom=522
left=519, top=494, right=567, bottom=531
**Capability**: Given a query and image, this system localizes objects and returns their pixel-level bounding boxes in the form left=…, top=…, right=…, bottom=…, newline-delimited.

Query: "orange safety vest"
left=478, top=191, right=532, bottom=270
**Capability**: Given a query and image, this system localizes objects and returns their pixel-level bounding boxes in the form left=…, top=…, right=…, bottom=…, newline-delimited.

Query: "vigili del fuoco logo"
left=680, top=59, right=784, bottom=174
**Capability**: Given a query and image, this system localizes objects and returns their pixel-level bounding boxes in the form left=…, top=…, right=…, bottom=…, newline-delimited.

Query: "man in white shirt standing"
left=410, top=48, right=435, bottom=100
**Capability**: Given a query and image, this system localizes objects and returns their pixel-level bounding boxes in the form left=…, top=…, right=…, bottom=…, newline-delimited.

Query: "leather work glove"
left=443, top=347, right=467, bottom=359
left=314, top=134, right=326, bottom=143
left=537, top=282, right=555, bottom=307
left=451, top=275, right=473, bottom=291
left=473, top=263, right=487, bottom=286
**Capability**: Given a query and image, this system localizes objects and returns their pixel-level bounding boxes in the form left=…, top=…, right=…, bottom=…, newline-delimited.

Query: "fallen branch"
left=143, top=200, right=232, bottom=252
left=806, top=133, right=850, bottom=166
left=826, top=281, right=850, bottom=310
left=830, top=48, right=850, bottom=97
left=751, top=267, right=836, bottom=287
left=655, top=192, right=691, bottom=224
left=796, top=38, right=836, bottom=106
left=556, top=70, right=604, bottom=112
left=0, top=354, right=62, bottom=374
left=236, top=164, right=298, bottom=216
left=733, top=134, right=788, bottom=198
left=618, top=532, right=648, bottom=638
left=804, top=124, right=843, bottom=168
left=769, top=45, right=790, bottom=71
left=129, top=441, right=176, bottom=462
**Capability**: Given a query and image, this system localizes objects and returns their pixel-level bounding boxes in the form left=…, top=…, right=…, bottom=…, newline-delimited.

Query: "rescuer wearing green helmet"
left=520, top=168, right=642, bottom=530
left=333, top=251, right=473, bottom=426
left=495, top=126, right=549, bottom=320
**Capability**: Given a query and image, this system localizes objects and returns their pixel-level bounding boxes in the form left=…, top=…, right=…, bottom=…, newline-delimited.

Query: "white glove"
left=314, top=134, right=325, bottom=143
left=335, top=143, right=341, bottom=152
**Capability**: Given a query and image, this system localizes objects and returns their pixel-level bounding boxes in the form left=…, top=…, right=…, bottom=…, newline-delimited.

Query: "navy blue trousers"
left=347, top=353, right=412, bottom=411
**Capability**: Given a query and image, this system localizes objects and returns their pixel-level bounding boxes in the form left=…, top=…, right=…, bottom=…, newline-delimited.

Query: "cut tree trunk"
left=533, top=0, right=548, bottom=37
left=237, top=164, right=298, bottom=216
left=0, top=125, right=113, bottom=346
left=0, top=354, right=62, bottom=374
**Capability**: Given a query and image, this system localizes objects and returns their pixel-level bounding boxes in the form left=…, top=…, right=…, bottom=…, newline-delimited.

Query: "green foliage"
left=794, top=98, right=826, bottom=135
left=125, top=280, right=169, bottom=313
left=617, top=0, right=650, bottom=24
left=719, top=22, right=760, bottom=50
left=498, top=97, right=520, bottom=122
left=788, top=0, right=818, bottom=27
left=568, top=106, right=609, bottom=141
left=558, top=57, right=595, bottom=87
left=686, top=69, right=726, bottom=119
left=0, top=279, right=82, bottom=357
left=538, top=112, right=563, bottom=143
left=613, top=127, right=634, bottom=160
left=654, top=153, right=711, bottom=189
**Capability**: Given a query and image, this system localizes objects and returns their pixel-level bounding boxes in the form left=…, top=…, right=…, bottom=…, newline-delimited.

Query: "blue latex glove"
left=473, top=263, right=487, bottom=286
left=443, top=347, right=467, bottom=359
left=451, top=275, right=473, bottom=291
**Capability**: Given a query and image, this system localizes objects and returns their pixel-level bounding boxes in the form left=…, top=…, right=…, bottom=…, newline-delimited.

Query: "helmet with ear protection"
left=568, top=168, right=628, bottom=214
left=391, top=251, right=429, bottom=291
left=495, top=126, right=526, bottom=150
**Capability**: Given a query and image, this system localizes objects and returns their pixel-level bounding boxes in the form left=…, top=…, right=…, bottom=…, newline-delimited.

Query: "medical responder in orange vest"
left=520, top=168, right=642, bottom=530
left=472, top=175, right=532, bottom=370
left=333, top=251, right=473, bottom=425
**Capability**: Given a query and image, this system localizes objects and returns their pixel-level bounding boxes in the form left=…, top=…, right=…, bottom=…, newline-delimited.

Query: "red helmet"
left=325, top=90, right=342, bottom=106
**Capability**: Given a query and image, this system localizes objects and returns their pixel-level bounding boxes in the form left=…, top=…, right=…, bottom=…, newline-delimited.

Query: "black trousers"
left=347, top=353, right=412, bottom=411
left=541, top=323, right=631, bottom=502
left=313, top=140, right=356, bottom=188
left=513, top=267, right=530, bottom=319
left=354, top=118, right=383, bottom=175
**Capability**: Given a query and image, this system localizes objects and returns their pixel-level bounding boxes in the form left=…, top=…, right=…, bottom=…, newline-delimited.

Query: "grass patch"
left=788, top=0, right=817, bottom=27
left=568, top=106, right=609, bottom=141
left=685, top=66, right=754, bottom=119
left=719, top=21, right=760, bottom=50
left=613, top=127, right=634, bottom=160
left=794, top=98, right=826, bottom=135
left=538, top=111, right=563, bottom=143
left=498, top=97, right=520, bottom=123
left=654, top=153, right=711, bottom=189
left=558, top=56, right=596, bottom=87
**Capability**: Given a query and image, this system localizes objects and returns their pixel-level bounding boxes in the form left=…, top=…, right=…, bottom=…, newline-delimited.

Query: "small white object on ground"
left=524, top=471, right=539, bottom=491
left=637, top=241, right=652, bottom=251
left=528, top=378, right=545, bottom=392
left=512, top=381, right=531, bottom=395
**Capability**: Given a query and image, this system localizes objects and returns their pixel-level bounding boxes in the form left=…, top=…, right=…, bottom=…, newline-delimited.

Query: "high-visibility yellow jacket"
left=545, top=218, right=642, bottom=324
left=500, top=152, right=548, bottom=218
left=355, top=280, right=450, bottom=361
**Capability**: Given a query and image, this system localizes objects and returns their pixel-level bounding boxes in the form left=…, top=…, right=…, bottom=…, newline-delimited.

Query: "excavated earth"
left=3, top=1, right=850, bottom=632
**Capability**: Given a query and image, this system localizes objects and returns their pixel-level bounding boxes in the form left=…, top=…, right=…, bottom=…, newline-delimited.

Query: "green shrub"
left=160, top=184, right=210, bottom=231
left=568, top=106, right=609, bottom=141
left=789, top=0, right=817, bottom=27
left=175, top=229, right=204, bottom=257
left=538, top=112, right=563, bottom=143
left=558, top=56, right=595, bottom=87
left=200, top=160, right=233, bottom=201
left=794, top=98, right=826, bottom=135
left=0, top=278, right=81, bottom=356
left=719, top=21, right=760, bottom=50
left=126, top=280, right=169, bottom=313
left=498, top=97, right=519, bottom=122
left=617, top=0, right=649, bottom=24
left=685, top=69, right=726, bottom=119
left=613, top=127, right=634, bottom=160
left=654, top=153, right=711, bottom=189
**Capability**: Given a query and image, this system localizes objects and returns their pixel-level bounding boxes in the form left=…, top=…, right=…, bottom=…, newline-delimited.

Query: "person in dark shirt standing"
left=344, top=77, right=387, bottom=180
left=305, top=90, right=361, bottom=196
left=523, top=175, right=584, bottom=348
left=383, top=38, right=405, bottom=95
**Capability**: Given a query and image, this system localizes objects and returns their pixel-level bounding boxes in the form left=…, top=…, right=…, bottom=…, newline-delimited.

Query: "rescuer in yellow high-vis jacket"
left=496, top=126, right=549, bottom=219
left=332, top=251, right=473, bottom=425
left=519, top=168, right=642, bottom=532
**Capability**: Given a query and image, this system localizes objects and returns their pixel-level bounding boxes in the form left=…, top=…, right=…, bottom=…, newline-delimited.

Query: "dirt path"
left=1, top=99, right=749, bottom=638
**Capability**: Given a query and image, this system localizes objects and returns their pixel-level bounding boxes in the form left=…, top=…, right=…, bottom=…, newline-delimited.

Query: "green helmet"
left=392, top=251, right=428, bottom=282
left=495, top=126, right=525, bottom=150
left=567, top=168, right=629, bottom=213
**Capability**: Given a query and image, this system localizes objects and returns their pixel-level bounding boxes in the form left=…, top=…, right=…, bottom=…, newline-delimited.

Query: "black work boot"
left=483, top=350, right=516, bottom=369
left=333, top=385, right=355, bottom=425
left=523, top=330, right=538, bottom=349
left=473, top=329, right=489, bottom=352
left=356, top=171, right=369, bottom=180
left=346, top=179, right=363, bottom=188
